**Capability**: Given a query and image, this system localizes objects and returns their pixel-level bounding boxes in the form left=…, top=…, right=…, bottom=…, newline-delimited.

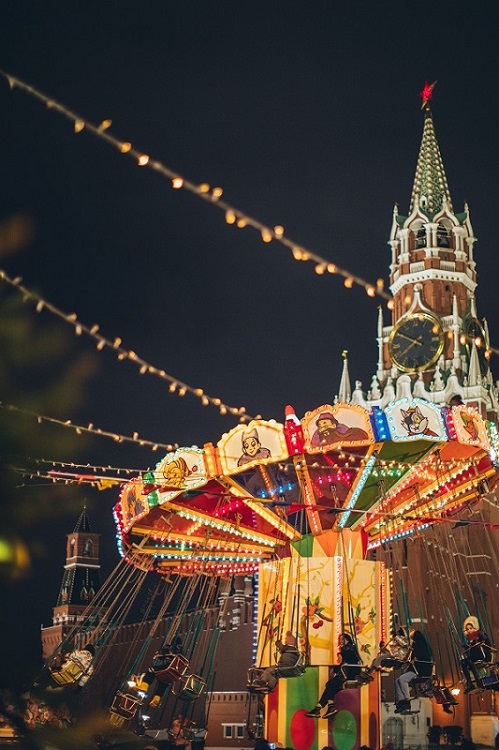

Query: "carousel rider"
left=305, top=632, right=362, bottom=719
left=253, top=630, right=300, bottom=691
left=137, top=636, right=185, bottom=707
left=395, top=630, right=432, bottom=713
left=367, top=627, right=410, bottom=674
left=461, top=616, right=494, bottom=693
left=52, top=643, right=95, bottom=689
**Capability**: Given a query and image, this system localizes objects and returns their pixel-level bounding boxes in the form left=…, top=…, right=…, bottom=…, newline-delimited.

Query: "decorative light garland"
left=0, top=71, right=392, bottom=303
left=0, top=268, right=252, bottom=421
left=0, top=399, right=175, bottom=451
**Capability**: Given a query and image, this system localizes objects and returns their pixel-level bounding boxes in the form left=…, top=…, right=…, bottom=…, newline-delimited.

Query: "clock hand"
left=397, top=332, right=423, bottom=346
left=399, top=337, right=423, bottom=358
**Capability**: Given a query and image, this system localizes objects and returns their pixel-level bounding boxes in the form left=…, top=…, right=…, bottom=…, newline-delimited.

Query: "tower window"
left=83, top=539, right=93, bottom=557
left=437, top=223, right=450, bottom=247
left=415, top=227, right=426, bottom=248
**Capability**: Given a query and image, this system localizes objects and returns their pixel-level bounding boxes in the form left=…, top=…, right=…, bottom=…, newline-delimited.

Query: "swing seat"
left=340, top=663, right=365, bottom=688
left=275, top=652, right=307, bottom=679
left=246, top=667, right=272, bottom=693
left=50, top=658, right=84, bottom=685
left=109, top=691, right=143, bottom=721
left=477, top=664, right=499, bottom=688
left=183, top=727, right=207, bottom=741
left=173, top=673, right=206, bottom=701
left=380, top=657, right=406, bottom=670
left=432, top=687, right=458, bottom=705
left=410, top=660, right=435, bottom=680
left=153, top=653, right=190, bottom=684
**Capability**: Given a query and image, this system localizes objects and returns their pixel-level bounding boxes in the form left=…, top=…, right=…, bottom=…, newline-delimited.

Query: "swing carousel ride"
left=103, top=396, right=498, bottom=750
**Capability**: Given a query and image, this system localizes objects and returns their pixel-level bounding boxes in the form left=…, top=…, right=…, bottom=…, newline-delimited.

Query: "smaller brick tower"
left=41, top=506, right=101, bottom=658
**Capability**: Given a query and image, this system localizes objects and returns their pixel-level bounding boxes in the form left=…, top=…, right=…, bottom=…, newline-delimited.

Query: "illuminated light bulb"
left=485, top=350, right=491, bottom=360
left=212, top=187, right=223, bottom=198
left=327, top=264, right=337, bottom=273
left=99, top=119, right=112, bottom=131
left=220, top=405, right=227, bottom=415
left=274, top=225, right=284, bottom=237
left=387, top=299, right=394, bottom=310
left=261, top=229, right=273, bottom=243
left=74, top=120, right=85, bottom=133
left=138, top=155, right=150, bottom=166
left=202, top=396, right=209, bottom=406
left=344, top=277, right=354, bottom=288
left=194, top=388, right=204, bottom=396
left=475, top=337, right=482, bottom=347
left=114, top=337, right=122, bottom=347
left=292, top=247, right=303, bottom=260
left=366, top=286, right=376, bottom=297
left=376, top=278, right=384, bottom=290
left=225, top=210, right=236, bottom=224
left=236, top=217, right=247, bottom=228
left=199, top=183, right=210, bottom=193
left=96, top=340, right=106, bottom=350
left=172, top=177, right=184, bottom=189
left=315, top=264, right=326, bottom=275
left=120, top=142, right=132, bottom=153
left=178, top=387, right=186, bottom=396
left=404, top=294, right=411, bottom=305
left=213, top=398, right=221, bottom=406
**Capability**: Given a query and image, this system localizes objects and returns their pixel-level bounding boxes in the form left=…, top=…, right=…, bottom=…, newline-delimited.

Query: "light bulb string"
left=0, top=267, right=252, bottom=420
left=0, top=69, right=391, bottom=302
left=19, top=456, right=146, bottom=475
left=0, top=399, right=176, bottom=451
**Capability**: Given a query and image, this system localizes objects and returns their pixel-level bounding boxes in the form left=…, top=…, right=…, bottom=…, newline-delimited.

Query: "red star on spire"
left=420, top=80, right=437, bottom=110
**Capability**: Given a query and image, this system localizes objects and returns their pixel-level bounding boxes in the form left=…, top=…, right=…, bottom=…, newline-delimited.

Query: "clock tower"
left=367, top=86, right=499, bottom=422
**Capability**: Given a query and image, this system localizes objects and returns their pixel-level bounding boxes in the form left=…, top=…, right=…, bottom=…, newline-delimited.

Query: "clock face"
left=388, top=313, right=444, bottom=372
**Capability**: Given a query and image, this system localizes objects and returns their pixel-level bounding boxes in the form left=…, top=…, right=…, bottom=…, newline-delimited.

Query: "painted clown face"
left=242, top=436, right=261, bottom=456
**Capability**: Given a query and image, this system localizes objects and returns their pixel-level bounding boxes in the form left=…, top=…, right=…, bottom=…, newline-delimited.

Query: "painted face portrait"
left=242, top=436, right=261, bottom=456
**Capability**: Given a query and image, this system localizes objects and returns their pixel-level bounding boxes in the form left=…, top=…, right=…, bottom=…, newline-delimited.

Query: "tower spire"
left=338, top=350, right=351, bottom=403
left=410, top=82, right=452, bottom=216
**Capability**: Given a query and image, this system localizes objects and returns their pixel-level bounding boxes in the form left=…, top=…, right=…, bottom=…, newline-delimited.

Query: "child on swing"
left=254, top=631, right=299, bottom=691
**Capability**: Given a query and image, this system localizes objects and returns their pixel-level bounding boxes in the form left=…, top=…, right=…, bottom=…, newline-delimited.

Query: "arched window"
left=83, top=538, right=92, bottom=557
left=415, top=226, right=426, bottom=248
left=437, top=223, right=450, bottom=247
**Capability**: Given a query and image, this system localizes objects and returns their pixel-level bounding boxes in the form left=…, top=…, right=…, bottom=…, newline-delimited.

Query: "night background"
left=1, top=1, right=499, bottom=686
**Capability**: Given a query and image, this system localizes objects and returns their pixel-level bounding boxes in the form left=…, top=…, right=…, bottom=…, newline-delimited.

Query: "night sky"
left=2, top=2, right=499, bottom=676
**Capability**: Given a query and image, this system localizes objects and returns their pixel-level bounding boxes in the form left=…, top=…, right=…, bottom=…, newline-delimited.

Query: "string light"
left=0, top=268, right=253, bottom=420
left=0, top=70, right=393, bottom=303
left=0, top=400, right=176, bottom=451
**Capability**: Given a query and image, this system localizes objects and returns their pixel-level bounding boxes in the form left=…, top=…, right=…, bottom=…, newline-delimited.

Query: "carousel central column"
left=256, top=525, right=389, bottom=750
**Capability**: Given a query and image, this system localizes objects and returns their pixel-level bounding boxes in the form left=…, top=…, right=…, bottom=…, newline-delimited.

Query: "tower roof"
left=74, top=505, right=92, bottom=533
left=410, top=107, right=452, bottom=217
left=338, top=350, right=351, bottom=403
